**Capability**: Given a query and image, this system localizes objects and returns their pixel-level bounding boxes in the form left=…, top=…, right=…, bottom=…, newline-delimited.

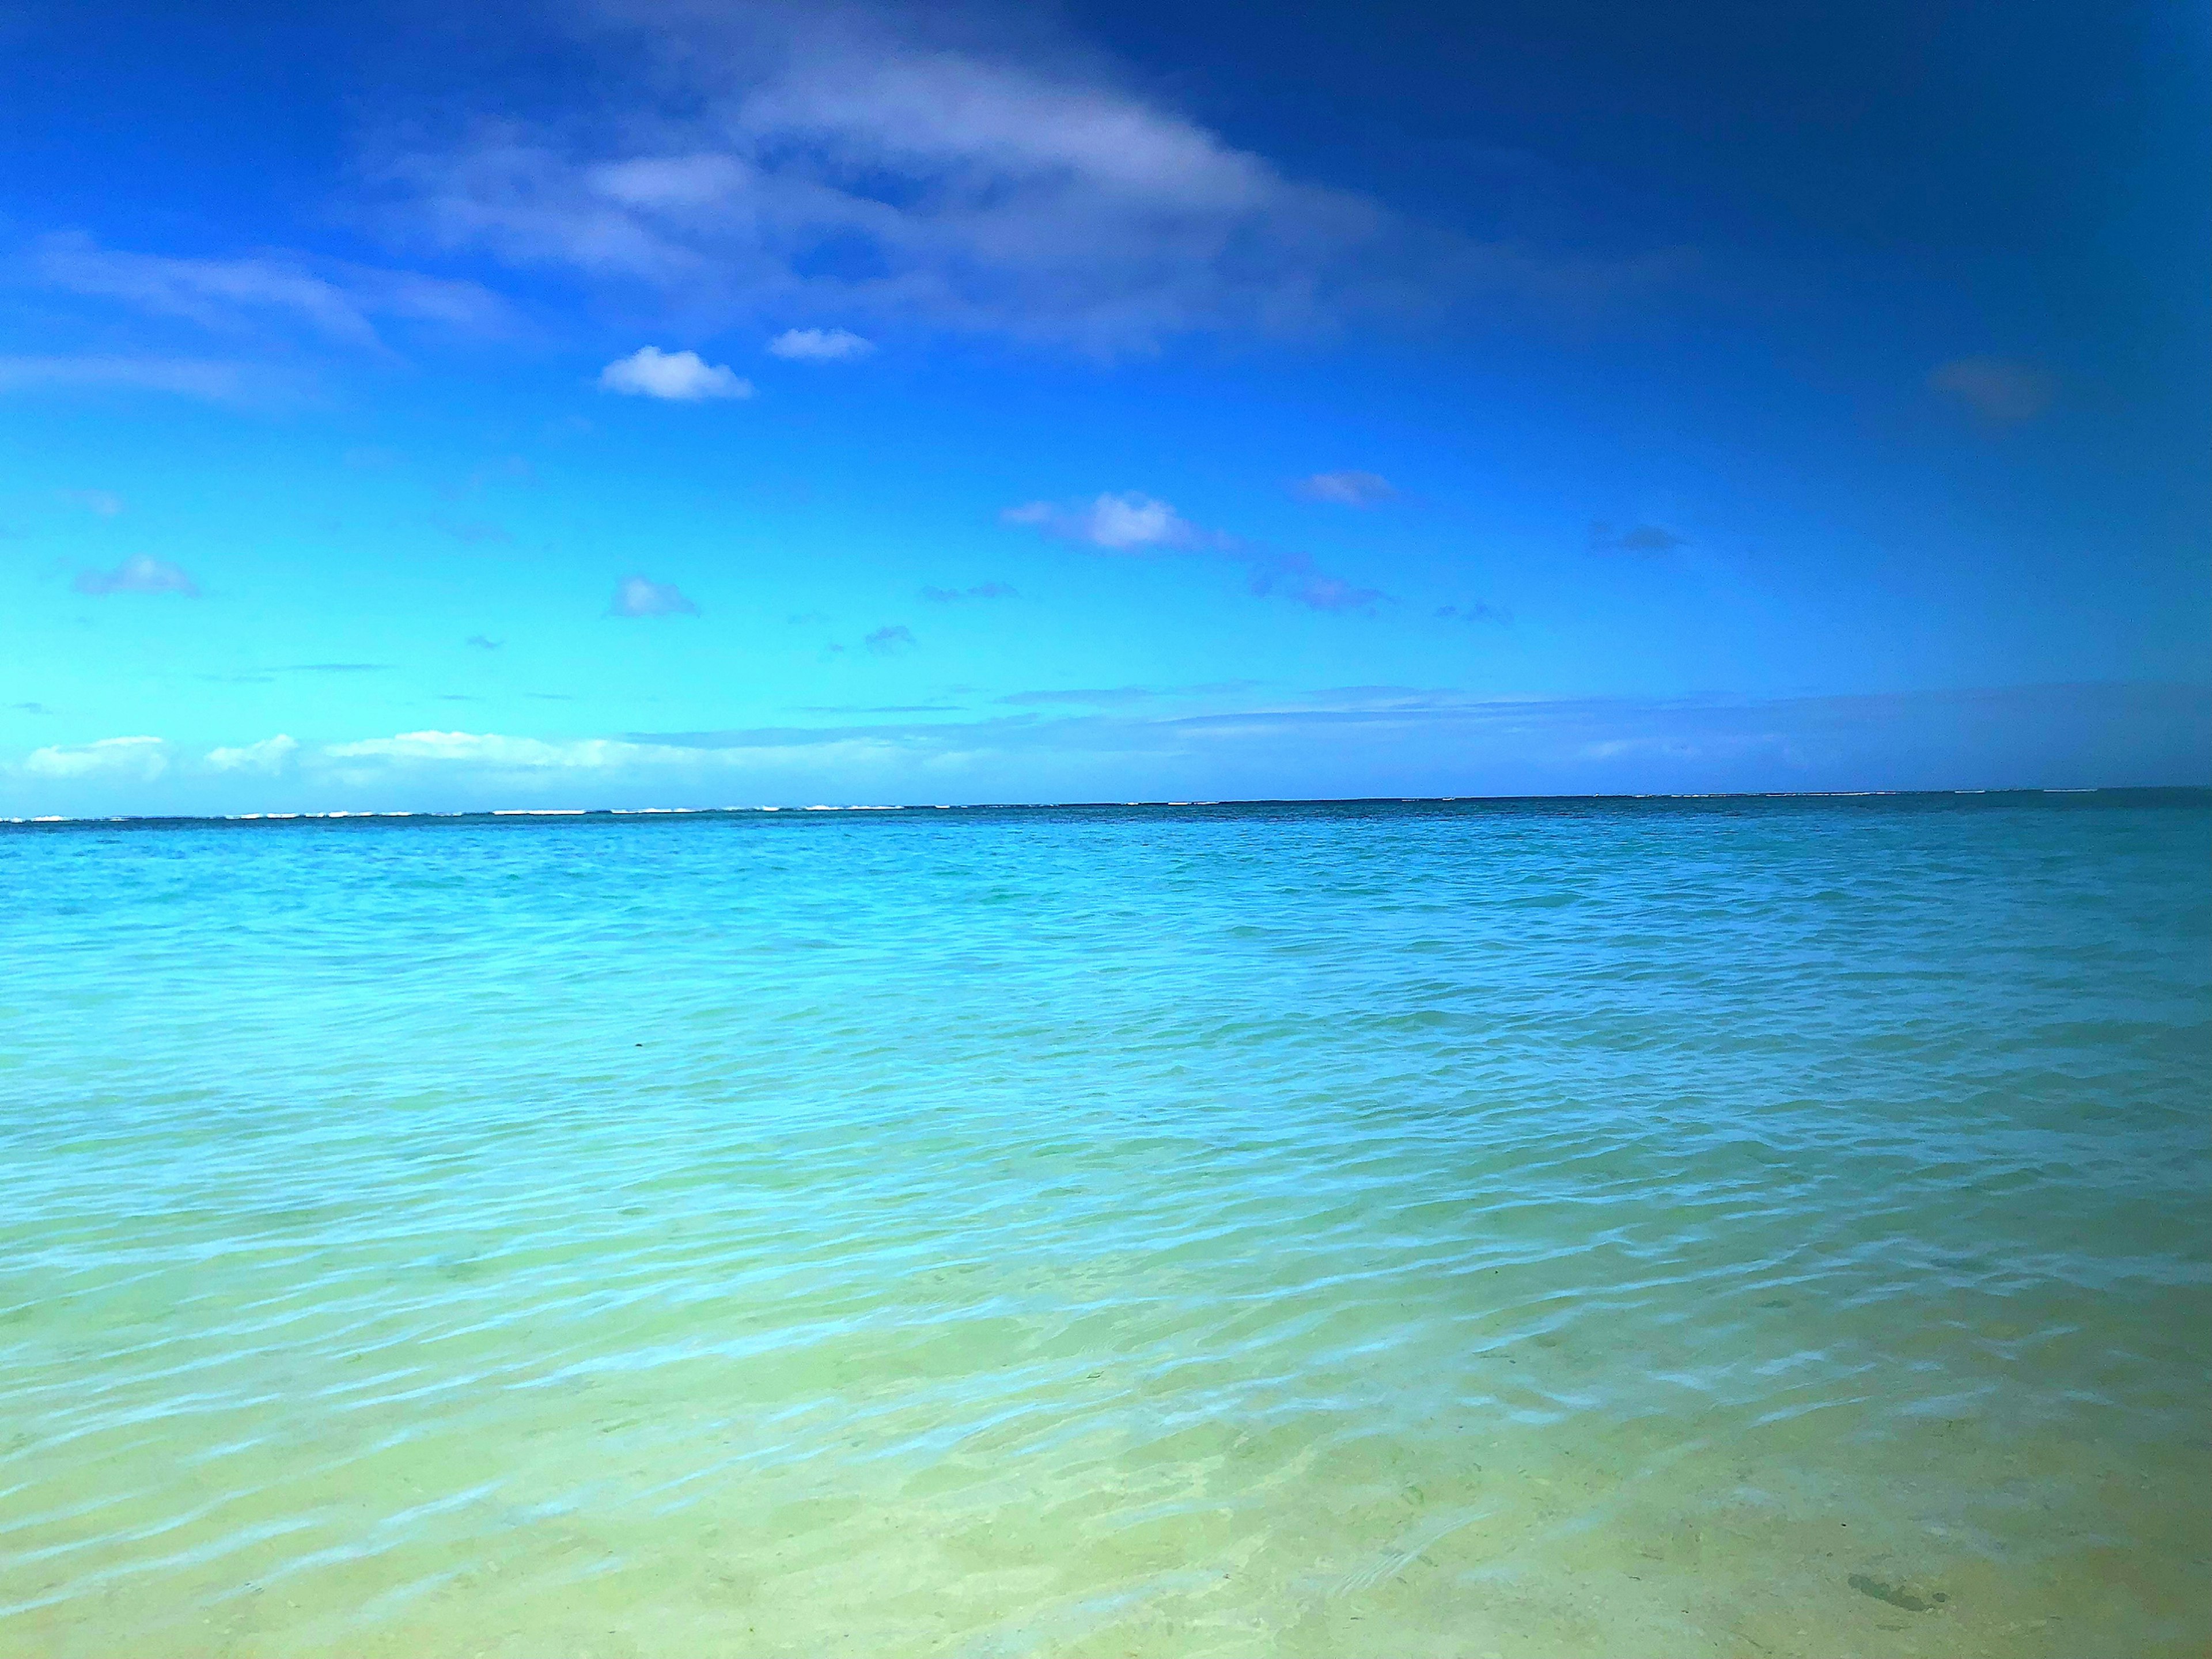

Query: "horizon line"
left=8, top=783, right=2208, bottom=829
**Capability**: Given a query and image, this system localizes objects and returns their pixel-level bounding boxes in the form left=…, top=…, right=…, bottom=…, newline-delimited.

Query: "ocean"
left=2, top=792, right=2206, bottom=1657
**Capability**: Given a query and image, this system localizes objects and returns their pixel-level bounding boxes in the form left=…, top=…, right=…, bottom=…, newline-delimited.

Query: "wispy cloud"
left=365, top=4, right=1673, bottom=354
left=1589, top=521, right=1687, bottom=555
left=12, top=684, right=2206, bottom=814
left=1005, top=490, right=1381, bottom=611
left=768, top=327, right=874, bottom=361
left=597, top=345, right=753, bottom=400
left=921, top=582, right=1017, bottom=602
left=73, top=554, right=199, bottom=596
left=466, top=634, right=505, bottom=650
left=1294, top=470, right=1395, bottom=506
left=59, top=487, right=124, bottom=516
left=1929, top=357, right=2053, bottom=423
left=864, top=624, right=916, bottom=656
left=32, top=232, right=513, bottom=347
left=610, top=575, right=699, bottom=616
left=0, top=354, right=267, bottom=402
left=998, top=687, right=1157, bottom=707
left=1435, top=602, right=1511, bottom=624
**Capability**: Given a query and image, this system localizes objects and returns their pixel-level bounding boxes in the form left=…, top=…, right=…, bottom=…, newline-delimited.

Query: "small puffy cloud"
left=1589, top=521, right=1687, bottom=555
left=597, top=346, right=753, bottom=401
left=1006, top=490, right=1380, bottom=611
left=22, top=735, right=167, bottom=779
left=610, top=575, right=699, bottom=617
left=768, top=327, right=875, bottom=362
left=206, top=734, right=298, bottom=773
left=1929, top=357, right=2053, bottom=423
left=59, top=488, right=124, bottom=516
left=73, top=554, right=199, bottom=596
left=864, top=624, right=917, bottom=656
left=921, top=582, right=1017, bottom=601
left=1002, top=491, right=1205, bottom=551
left=465, top=634, right=504, bottom=650
left=1294, top=470, right=1395, bottom=506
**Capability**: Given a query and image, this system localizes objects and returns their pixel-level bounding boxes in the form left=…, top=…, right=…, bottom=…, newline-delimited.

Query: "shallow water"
left=2, top=793, right=2207, bottom=1657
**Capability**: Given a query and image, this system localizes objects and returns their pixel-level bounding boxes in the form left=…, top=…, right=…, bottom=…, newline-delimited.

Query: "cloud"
left=367, top=4, right=1668, bottom=353
left=59, top=488, right=124, bottom=516
left=1929, top=357, right=2054, bottom=423
left=610, top=574, right=699, bottom=616
left=864, top=624, right=916, bottom=655
left=1434, top=602, right=1512, bottom=624
left=32, top=232, right=514, bottom=347
left=1002, top=491, right=1209, bottom=551
left=1589, top=521, right=1687, bottom=555
left=1006, top=490, right=1381, bottom=611
left=1294, top=470, right=1395, bottom=506
left=206, top=734, right=298, bottom=773
left=73, top=554, right=199, bottom=596
left=999, top=687, right=1156, bottom=707
left=466, top=634, right=505, bottom=650
left=597, top=345, right=754, bottom=400
left=21, top=735, right=167, bottom=779
left=768, top=327, right=874, bottom=361
left=920, top=581, right=1017, bottom=601
left=9, top=683, right=2206, bottom=816
left=1243, top=552, right=1385, bottom=613
left=0, top=354, right=265, bottom=402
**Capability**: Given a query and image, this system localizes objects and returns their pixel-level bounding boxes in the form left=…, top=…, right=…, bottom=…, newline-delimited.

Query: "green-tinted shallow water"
left=2, top=793, right=2207, bottom=1657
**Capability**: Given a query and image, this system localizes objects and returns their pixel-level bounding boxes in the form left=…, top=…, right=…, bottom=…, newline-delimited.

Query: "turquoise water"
left=2, top=793, right=2207, bottom=1657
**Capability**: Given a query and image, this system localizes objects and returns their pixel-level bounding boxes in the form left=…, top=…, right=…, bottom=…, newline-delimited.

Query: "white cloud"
left=73, top=554, right=199, bottom=596
left=1005, top=488, right=1383, bottom=612
left=1002, top=491, right=1205, bottom=551
left=371, top=5, right=1418, bottom=352
left=597, top=346, right=754, bottom=400
left=206, top=734, right=299, bottom=773
left=768, top=327, right=874, bottom=361
left=1929, top=357, right=2053, bottom=423
left=609, top=574, right=700, bottom=616
left=32, top=232, right=513, bottom=348
left=1294, top=470, right=1396, bottom=506
left=22, top=736, right=167, bottom=779
left=59, top=488, right=124, bottom=516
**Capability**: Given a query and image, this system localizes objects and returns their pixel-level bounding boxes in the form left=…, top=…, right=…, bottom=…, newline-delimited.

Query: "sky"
left=3, top=0, right=2207, bottom=813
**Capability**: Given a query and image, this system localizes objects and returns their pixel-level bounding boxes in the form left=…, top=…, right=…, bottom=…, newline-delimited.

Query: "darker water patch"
left=1849, top=1573, right=1948, bottom=1612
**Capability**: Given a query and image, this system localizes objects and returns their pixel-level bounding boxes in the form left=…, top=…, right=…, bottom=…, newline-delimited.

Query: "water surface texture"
left=3, top=794, right=2207, bottom=1657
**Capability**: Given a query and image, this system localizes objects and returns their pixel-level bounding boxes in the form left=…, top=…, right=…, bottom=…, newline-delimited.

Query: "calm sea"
left=3, top=793, right=2207, bottom=1657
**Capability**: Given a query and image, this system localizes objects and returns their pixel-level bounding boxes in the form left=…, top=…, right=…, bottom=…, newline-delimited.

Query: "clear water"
left=2, top=794, right=2207, bottom=1658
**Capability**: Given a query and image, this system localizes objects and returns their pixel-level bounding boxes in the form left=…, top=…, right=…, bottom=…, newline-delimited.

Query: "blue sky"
left=4, top=0, right=2206, bottom=813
